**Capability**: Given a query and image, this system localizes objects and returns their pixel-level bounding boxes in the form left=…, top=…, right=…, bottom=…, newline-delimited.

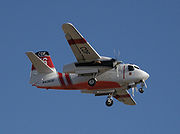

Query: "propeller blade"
left=113, top=49, right=122, bottom=78
left=132, top=87, right=135, bottom=96
left=114, top=49, right=121, bottom=61
left=116, top=65, right=119, bottom=77
left=114, top=49, right=117, bottom=60
left=117, top=49, right=120, bottom=60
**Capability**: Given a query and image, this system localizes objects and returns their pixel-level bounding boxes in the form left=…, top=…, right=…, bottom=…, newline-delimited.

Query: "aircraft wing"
left=81, top=88, right=136, bottom=105
left=62, top=23, right=101, bottom=63
left=113, top=89, right=136, bottom=105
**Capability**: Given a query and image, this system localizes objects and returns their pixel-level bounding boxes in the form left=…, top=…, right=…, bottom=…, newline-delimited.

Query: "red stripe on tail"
left=31, top=56, right=54, bottom=71
left=40, top=56, right=54, bottom=68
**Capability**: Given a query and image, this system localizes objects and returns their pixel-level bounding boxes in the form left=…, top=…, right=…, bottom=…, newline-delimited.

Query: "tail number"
left=42, top=58, right=48, bottom=65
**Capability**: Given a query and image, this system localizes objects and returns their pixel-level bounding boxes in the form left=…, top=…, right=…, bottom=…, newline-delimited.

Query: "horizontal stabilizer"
left=26, top=52, right=54, bottom=73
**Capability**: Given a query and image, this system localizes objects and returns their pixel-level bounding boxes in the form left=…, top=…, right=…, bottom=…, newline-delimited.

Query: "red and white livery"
left=26, top=23, right=150, bottom=107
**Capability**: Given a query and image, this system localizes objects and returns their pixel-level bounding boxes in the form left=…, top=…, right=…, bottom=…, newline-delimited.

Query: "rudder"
left=26, top=51, right=56, bottom=84
left=31, top=51, right=56, bottom=72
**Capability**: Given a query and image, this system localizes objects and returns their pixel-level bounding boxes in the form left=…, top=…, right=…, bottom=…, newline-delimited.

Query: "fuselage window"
left=128, top=65, right=134, bottom=71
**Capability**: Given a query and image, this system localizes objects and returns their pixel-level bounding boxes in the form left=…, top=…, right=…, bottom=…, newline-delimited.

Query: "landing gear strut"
left=88, top=78, right=97, bottom=86
left=105, top=96, right=113, bottom=107
left=139, top=80, right=145, bottom=93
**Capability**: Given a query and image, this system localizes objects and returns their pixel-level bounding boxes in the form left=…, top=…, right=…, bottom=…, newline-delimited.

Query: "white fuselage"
left=32, top=64, right=149, bottom=91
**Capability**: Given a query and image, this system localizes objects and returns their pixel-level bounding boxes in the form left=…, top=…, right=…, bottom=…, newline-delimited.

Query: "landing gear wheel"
left=139, top=88, right=144, bottom=93
left=105, top=98, right=113, bottom=107
left=88, top=78, right=97, bottom=87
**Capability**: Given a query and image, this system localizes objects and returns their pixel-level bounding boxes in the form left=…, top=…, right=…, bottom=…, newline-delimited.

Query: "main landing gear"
left=88, top=73, right=98, bottom=87
left=88, top=78, right=97, bottom=86
left=105, top=96, right=113, bottom=107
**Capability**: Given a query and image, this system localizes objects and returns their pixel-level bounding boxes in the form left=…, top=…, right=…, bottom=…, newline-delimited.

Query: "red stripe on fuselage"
left=65, top=73, right=72, bottom=85
left=67, top=38, right=86, bottom=45
left=58, top=72, right=65, bottom=86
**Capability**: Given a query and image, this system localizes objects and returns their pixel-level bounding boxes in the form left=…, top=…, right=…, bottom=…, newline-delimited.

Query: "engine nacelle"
left=63, top=58, right=119, bottom=74
left=63, top=63, right=76, bottom=73
left=63, top=63, right=99, bottom=74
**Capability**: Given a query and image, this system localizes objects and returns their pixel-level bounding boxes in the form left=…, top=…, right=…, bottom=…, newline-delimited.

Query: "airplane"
left=26, top=23, right=150, bottom=107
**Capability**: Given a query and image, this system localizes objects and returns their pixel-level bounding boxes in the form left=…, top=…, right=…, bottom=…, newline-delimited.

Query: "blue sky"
left=0, top=0, right=180, bottom=133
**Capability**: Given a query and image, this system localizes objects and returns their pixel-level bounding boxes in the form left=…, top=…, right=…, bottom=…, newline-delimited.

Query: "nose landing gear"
left=138, top=88, right=144, bottom=93
left=138, top=80, right=146, bottom=94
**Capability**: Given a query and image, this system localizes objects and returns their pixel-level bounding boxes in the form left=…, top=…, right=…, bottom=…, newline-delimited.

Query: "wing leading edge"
left=62, top=23, right=101, bottom=63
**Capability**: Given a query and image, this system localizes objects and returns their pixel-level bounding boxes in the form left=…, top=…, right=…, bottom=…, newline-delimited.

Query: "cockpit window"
left=134, top=66, right=139, bottom=69
left=128, top=65, right=134, bottom=71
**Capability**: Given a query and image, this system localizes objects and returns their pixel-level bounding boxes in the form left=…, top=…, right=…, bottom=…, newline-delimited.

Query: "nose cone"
left=143, top=71, right=150, bottom=80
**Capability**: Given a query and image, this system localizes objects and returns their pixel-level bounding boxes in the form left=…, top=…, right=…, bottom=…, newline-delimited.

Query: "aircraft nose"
left=143, top=71, right=149, bottom=80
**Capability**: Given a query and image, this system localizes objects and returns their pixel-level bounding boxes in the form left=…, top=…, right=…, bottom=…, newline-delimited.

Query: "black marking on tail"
left=35, top=51, right=49, bottom=57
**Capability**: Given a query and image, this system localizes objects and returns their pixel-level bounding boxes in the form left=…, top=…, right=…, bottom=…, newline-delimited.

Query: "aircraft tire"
left=105, top=99, right=113, bottom=107
left=139, top=88, right=144, bottom=93
left=88, top=78, right=96, bottom=86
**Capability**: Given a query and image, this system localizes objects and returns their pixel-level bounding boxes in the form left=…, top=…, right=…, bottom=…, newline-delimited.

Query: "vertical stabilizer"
left=26, top=51, right=56, bottom=84
left=31, top=51, right=56, bottom=72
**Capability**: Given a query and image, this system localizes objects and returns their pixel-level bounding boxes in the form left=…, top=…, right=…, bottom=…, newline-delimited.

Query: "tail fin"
left=26, top=51, right=56, bottom=73
left=26, top=51, right=56, bottom=84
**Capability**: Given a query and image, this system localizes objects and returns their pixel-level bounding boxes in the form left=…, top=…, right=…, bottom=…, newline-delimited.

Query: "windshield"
left=134, top=66, right=140, bottom=69
left=128, top=65, right=134, bottom=71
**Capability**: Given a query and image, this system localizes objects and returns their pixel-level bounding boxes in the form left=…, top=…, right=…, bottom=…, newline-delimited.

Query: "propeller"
left=113, top=49, right=121, bottom=77
left=114, top=49, right=120, bottom=60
